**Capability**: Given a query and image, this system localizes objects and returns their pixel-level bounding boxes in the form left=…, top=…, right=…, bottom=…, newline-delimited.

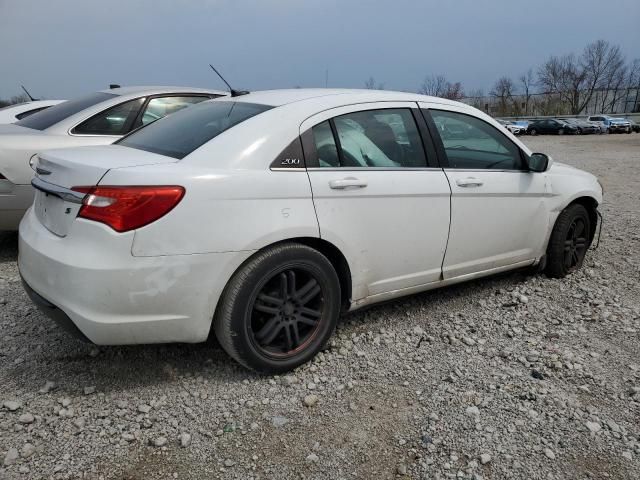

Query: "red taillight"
left=71, top=185, right=185, bottom=232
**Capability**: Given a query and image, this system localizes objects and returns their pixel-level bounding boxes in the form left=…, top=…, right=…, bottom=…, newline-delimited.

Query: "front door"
left=301, top=102, right=451, bottom=301
left=420, top=103, right=549, bottom=279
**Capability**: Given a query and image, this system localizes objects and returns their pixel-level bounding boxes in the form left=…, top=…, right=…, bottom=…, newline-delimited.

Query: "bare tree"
left=467, top=88, right=486, bottom=110
left=9, top=93, right=30, bottom=105
left=364, top=76, right=385, bottom=90
left=519, top=69, right=534, bottom=115
left=490, top=76, right=515, bottom=116
left=624, top=58, right=640, bottom=112
left=443, top=82, right=464, bottom=100
left=538, top=40, right=625, bottom=114
left=419, top=75, right=448, bottom=97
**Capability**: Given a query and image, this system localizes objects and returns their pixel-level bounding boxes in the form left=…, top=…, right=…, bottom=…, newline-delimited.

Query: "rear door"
left=420, top=103, right=549, bottom=279
left=301, top=102, right=451, bottom=301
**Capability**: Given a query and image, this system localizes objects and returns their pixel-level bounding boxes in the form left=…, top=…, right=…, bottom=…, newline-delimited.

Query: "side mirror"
left=527, top=152, right=552, bottom=172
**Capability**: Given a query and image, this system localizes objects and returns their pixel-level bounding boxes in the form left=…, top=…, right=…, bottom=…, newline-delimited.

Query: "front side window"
left=118, top=101, right=273, bottom=159
left=429, top=110, right=523, bottom=170
left=72, top=98, right=145, bottom=135
left=137, top=96, right=210, bottom=128
left=16, top=92, right=116, bottom=131
left=312, top=109, right=427, bottom=168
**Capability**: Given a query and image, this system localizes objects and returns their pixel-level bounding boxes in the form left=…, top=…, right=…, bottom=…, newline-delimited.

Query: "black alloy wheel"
left=214, top=243, right=341, bottom=373
left=545, top=204, right=592, bottom=278
left=562, top=217, right=588, bottom=272
left=250, top=267, right=324, bottom=357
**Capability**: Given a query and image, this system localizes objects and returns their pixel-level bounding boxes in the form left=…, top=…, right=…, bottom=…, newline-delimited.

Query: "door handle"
left=329, top=178, right=368, bottom=189
left=456, top=177, right=483, bottom=188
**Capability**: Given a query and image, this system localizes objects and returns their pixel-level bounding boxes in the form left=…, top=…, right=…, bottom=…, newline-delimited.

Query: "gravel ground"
left=1, top=134, right=639, bottom=480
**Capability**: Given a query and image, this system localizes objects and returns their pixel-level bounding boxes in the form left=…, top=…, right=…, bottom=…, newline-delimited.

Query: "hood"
left=549, top=162, right=597, bottom=181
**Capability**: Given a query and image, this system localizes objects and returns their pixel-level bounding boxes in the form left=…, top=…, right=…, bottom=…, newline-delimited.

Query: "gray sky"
left=1, top=0, right=638, bottom=100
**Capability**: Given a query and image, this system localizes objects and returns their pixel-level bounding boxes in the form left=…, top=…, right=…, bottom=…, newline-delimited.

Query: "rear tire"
left=558, top=129, right=564, bottom=135
left=530, top=128, right=538, bottom=136
left=545, top=204, right=591, bottom=278
left=214, top=243, right=341, bottom=373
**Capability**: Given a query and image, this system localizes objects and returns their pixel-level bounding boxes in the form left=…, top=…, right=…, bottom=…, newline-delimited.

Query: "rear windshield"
left=16, top=92, right=116, bottom=130
left=118, top=101, right=273, bottom=159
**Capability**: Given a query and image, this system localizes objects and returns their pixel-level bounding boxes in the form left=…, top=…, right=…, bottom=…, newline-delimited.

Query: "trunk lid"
left=33, top=145, right=176, bottom=237
left=0, top=123, right=45, bottom=136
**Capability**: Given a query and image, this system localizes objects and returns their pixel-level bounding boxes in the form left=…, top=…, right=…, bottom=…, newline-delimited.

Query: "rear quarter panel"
left=99, top=163, right=319, bottom=257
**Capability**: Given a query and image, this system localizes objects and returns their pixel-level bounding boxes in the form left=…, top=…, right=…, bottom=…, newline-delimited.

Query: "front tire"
left=545, top=204, right=591, bottom=278
left=214, top=243, right=341, bottom=373
left=530, top=128, right=538, bottom=136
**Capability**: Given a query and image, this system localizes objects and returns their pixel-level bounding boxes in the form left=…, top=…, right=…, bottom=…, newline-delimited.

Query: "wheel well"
left=237, top=238, right=352, bottom=312
left=568, top=196, right=599, bottom=244
left=291, top=237, right=352, bottom=311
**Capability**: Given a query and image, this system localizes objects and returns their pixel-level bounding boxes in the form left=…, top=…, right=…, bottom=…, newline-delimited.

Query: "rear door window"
left=118, top=101, right=273, bottom=159
left=312, top=109, right=427, bottom=168
left=136, top=96, right=211, bottom=129
left=72, top=98, right=145, bottom=135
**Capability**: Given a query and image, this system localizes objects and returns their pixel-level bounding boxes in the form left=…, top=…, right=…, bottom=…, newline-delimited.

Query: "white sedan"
left=0, top=86, right=226, bottom=230
left=0, top=100, right=65, bottom=124
left=19, top=89, right=602, bottom=373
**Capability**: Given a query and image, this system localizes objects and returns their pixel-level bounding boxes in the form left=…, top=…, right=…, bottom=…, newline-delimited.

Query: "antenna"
left=21, top=85, right=37, bottom=101
left=209, top=64, right=249, bottom=97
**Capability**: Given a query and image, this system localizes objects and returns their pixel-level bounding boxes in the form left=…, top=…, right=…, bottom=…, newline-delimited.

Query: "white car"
left=0, top=86, right=226, bottom=230
left=497, top=119, right=523, bottom=135
left=0, top=100, right=65, bottom=124
left=19, top=89, right=602, bottom=373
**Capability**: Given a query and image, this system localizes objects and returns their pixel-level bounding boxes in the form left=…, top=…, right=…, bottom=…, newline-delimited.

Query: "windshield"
left=118, top=101, right=273, bottom=159
left=16, top=92, right=116, bottom=130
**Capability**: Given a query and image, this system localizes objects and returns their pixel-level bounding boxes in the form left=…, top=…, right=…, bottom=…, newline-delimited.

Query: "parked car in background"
left=587, top=115, right=631, bottom=134
left=627, top=119, right=640, bottom=133
left=527, top=119, right=578, bottom=135
left=559, top=118, right=599, bottom=134
left=19, top=89, right=602, bottom=373
left=0, top=86, right=226, bottom=230
left=608, top=117, right=632, bottom=133
left=497, top=119, right=523, bottom=135
left=513, top=120, right=529, bottom=130
left=0, top=100, right=65, bottom=124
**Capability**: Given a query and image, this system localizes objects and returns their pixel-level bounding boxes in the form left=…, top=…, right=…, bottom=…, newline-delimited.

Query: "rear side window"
left=312, top=109, right=427, bottom=168
left=118, top=101, right=273, bottom=159
left=72, top=98, right=145, bottom=135
left=136, top=96, right=211, bottom=129
left=16, top=92, right=116, bottom=130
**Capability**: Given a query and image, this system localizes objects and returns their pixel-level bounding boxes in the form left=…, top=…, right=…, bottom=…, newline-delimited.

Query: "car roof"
left=230, top=88, right=465, bottom=108
left=98, top=86, right=228, bottom=96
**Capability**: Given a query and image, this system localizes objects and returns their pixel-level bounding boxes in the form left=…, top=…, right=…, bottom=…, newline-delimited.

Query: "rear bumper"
left=18, top=207, right=254, bottom=345
left=0, top=182, right=33, bottom=230
left=21, top=277, right=91, bottom=342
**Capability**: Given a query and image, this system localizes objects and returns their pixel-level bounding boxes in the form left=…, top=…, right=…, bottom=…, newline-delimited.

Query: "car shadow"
left=4, top=268, right=535, bottom=399
left=0, top=231, right=18, bottom=263
left=3, top=223, right=536, bottom=395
